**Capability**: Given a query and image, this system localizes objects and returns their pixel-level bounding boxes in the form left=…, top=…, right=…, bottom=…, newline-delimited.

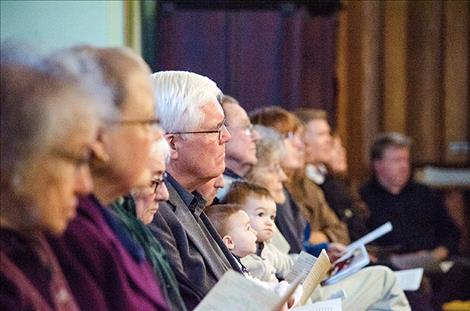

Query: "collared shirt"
left=306, top=163, right=328, bottom=185
left=165, top=173, right=194, bottom=207
left=188, top=191, right=207, bottom=219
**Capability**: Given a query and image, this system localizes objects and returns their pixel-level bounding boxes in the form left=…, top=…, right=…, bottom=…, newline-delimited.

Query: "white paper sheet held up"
left=394, top=268, right=424, bottom=291
left=345, top=222, right=393, bottom=253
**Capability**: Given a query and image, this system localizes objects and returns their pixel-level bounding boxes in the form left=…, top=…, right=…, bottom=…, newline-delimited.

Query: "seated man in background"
left=216, top=95, right=259, bottom=199
left=295, top=108, right=367, bottom=244
left=360, top=132, right=470, bottom=307
left=149, top=71, right=242, bottom=310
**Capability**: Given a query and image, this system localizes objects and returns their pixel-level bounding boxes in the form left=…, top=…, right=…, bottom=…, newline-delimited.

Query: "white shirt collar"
left=305, top=163, right=327, bottom=185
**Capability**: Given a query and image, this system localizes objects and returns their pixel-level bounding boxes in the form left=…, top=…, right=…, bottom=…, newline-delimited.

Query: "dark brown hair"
left=249, top=106, right=302, bottom=136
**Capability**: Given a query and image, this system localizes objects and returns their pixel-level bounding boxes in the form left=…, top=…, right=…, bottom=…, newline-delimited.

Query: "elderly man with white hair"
left=149, top=71, right=242, bottom=310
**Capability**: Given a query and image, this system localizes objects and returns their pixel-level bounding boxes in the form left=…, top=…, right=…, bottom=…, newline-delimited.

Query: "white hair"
left=153, top=137, right=171, bottom=164
left=150, top=71, right=222, bottom=133
left=252, top=125, right=287, bottom=165
left=46, top=46, right=117, bottom=121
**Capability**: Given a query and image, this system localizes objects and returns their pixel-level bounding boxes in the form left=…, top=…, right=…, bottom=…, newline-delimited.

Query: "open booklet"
left=323, top=245, right=370, bottom=286
left=194, top=270, right=303, bottom=311
left=284, top=249, right=332, bottom=306
left=196, top=250, right=332, bottom=310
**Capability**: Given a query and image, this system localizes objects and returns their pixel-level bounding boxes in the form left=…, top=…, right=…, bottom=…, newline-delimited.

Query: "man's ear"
left=165, top=134, right=178, bottom=160
left=222, top=235, right=234, bottom=250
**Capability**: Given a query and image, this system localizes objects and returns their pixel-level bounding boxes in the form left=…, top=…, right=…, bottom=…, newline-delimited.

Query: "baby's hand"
left=273, top=281, right=303, bottom=309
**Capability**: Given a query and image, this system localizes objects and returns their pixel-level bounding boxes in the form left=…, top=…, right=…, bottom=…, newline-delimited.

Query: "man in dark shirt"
left=360, top=132, right=460, bottom=269
left=216, top=95, right=259, bottom=199
left=360, top=132, right=470, bottom=307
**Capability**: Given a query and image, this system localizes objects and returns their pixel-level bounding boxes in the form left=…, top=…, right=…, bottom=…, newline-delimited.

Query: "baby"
left=206, top=203, right=301, bottom=309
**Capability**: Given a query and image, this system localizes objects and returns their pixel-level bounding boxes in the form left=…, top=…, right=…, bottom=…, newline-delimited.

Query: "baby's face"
left=243, top=196, right=277, bottom=242
left=226, top=210, right=258, bottom=257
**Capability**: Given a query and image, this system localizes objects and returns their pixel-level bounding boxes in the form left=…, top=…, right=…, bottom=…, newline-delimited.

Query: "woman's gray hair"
left=246, top=125, right=286, bottom=179
left=0, top=62, right=100, bottom=194
left=46, top=45, right=116, bottom=120
left=150, top=71, right=223, bottom=133
left=153, top=137, right=172, bottom=164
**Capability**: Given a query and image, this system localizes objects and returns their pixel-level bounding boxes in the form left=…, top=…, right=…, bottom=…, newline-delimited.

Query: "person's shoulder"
left=408, top=180, right=431, bottom=191
left=359, top=179, right=378, bottom=195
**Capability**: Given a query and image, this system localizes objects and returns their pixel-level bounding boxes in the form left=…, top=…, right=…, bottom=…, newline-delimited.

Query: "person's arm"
left=265, top=243, right=295, bottom=279
left=315, top=189, right=351, bottom=244
left=433, top=191, right=460, bottom=257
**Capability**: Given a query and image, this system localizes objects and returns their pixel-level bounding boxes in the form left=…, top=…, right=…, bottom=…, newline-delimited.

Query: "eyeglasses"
left=51, top=149, right=92, bottom=170
left=105, top=118, right=161, bottom=132
left=151, top=172, right=167, bottom=194
left=168, top=123, right=227, bottom=142
left=229, top=124, right=254, bottom=136
left=283, top=132, right=296, bottom=140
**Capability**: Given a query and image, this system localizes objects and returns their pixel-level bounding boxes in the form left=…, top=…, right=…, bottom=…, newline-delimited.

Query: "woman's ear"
left=222, top=235, right=235, bottom=250
left=90, top=128, right=109, bottom=163
left=165, top=134, right=178, bottom=160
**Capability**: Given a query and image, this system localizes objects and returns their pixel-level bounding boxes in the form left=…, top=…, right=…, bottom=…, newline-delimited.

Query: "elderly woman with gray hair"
left=0, top=54, right=102, bottom=310
left=110, top=138, right=188, bottom=311
left=46, top=47, right=170, bottom=311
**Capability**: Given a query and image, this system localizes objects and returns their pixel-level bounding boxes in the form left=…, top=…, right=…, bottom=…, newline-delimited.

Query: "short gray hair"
left=370, top=132, right=412, bottom=161
left=46, top=45, right=116, bottom=120
left=1, top=63, right=101, bottom=195
left=150, top=71, right=223, bottom=133
left=246, top=125, right=286, bottom=180
left=153, top=137, right=171, bottom=164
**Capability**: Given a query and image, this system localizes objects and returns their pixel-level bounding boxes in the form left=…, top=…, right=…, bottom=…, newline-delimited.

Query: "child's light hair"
left=205, top=204, right=243, bottom=237
left=222, top=181, right=274, bottom=207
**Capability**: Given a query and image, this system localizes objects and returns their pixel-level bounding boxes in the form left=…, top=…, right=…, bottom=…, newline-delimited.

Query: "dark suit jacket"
left=150, top=174, right=241, bottom=310
left=48, top=195, right=169, bottom=311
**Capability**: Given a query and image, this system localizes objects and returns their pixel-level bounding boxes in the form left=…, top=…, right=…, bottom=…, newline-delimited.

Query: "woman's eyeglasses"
left=51, top=149, right=92, bottom=170
left=151, top=172, right=167, bottom=194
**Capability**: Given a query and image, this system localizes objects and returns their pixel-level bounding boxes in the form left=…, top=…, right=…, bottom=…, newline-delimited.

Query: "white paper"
left=440, top=261, right=454, bottom=273
left=285, top=251, right=318, bottom=283
left=345, top=222, right=393, bottom=253
left=195, top=270, right=278, bottom=311
left=195, top=270, right=303, bottom=311
left=394, top=268, right=424, bottom=291
left=293, top=298, right=342, bottom=311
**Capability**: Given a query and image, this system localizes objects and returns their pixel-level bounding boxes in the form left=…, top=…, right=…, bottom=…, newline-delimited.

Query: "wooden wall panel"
left=337, top=0, right=469, bottom=185
left=443, top=1, right=469, bottom=164
left=406, top=1, right=443, bottom=164
left=383, top=1, right=407, bottom=133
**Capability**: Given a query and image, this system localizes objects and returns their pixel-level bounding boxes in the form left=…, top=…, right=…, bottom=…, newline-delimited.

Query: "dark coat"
left=48, top=195, right=169, bottom=311
left=150, top=174, right=241, bottom=310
